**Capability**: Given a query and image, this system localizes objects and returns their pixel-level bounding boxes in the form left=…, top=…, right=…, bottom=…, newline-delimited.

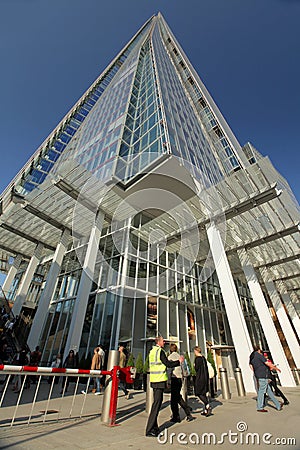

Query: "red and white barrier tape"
left=0, top=364, right=109, bottom=377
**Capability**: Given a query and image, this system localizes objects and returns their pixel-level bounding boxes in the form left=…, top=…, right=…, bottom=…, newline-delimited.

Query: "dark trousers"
left=146, top=387, right=164, bottom=435
left=198, top=394, right=209, bottom=408
left=269, top=378, right=288, bottom=403
left=209, top=377, right=215, bottom=398
left=119, top=380, right=128, bottom=395
left=170, top=377, right=191, bottom=418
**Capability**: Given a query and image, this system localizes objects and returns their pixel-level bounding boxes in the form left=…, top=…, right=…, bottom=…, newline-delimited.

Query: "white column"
left=206, top=222, right=254, bottom=393
left=289, top=291, right=300, bottom=318
left=260, top=268, right=300, bottom=368
left=276, top=281, right=300, bottom=340
left=110, top=218, right=130, bottom=350
left=12, top=243, right=44, bottom=316
left=238, top=249, right=296, bottom=387
left=27, top=229, right=70, bottom=350
left=63, top=211, right=104, bottom=360
left=2, top=254, right=22, bottom=297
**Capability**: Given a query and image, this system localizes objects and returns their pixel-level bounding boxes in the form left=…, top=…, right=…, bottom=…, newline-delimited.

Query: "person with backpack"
left=167, top=344, right=194, bottom=423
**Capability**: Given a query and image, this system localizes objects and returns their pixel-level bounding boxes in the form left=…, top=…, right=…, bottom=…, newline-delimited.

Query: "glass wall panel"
left=132, top=297, right=146, bottom=357
left=119, top=297, right=134, bottom=343
left=217, top=313, right=226, bottom=345
left=158, top=297, right=168, bottom=338
left=169, top=300, right=178, bottom=338
left=99, top=292, right=116, bottom=349
left=195, top=307, right=206, bottom=352
left=203, top=309, right=212, bottom=343
left=88, top=293, right=106, bottom=353
left=178, top=303, right=188, bottom=352
left=211, top=311, right=219, bottom=344
left=80, top=295, right=96, bottom=354
left=51, top=299, right=71, bottom=359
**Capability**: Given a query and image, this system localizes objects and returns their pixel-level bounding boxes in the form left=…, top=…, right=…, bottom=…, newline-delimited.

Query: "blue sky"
left=0, top=0, right=299, bottom=201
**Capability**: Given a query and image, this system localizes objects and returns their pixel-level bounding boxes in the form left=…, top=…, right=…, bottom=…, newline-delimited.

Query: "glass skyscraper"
left=0, top=13, right=299, bottom=392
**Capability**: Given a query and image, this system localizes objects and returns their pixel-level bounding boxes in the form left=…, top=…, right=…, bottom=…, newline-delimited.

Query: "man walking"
left=145, top=335, right=184, bottom=437
left=249, top=346, right=283, bottom=413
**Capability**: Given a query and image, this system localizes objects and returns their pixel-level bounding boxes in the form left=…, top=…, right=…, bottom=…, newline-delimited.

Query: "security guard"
left=145, top=335, right=184, bottom=437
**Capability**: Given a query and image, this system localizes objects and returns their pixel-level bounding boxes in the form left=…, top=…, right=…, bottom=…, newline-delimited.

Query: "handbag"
left=181, top=358, right=191, bottom=377
left=207, top=360, right=215, bottom=379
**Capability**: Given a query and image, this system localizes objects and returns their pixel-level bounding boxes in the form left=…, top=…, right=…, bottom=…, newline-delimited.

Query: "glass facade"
left=38, top=213, right=265, bottom=364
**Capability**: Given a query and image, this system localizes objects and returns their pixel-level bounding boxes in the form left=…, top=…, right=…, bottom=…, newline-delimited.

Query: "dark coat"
left=63, top=354, right=77, bottom=369
left=194, top=355, right=209, bottom=396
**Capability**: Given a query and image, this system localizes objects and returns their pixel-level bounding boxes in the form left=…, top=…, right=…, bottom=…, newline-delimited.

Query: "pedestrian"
left=6, top=318, right=16, bottom=334
left=0, top=342, right=9, bottom=364
left=48, top=353, right=62, bottom=384
left=167, top=344, right=194, bottom=423
left=145, top=335, right=184, bottom=438
left=81, top=347, right=102, bottom=395
left=263, top=352, right=289, bottom=405
left=118, top=345, right=131, bottom=399
left=29, top=346, right=42, bottom=384
left=97, top=344, right=106, bottom=391
left=61, top=349, right=77, bottom=394
left=193, top=346, right=212, bottom=416
left=13, top=346, right=29, bottom=392
left=249, top=346, right=259, bottom=392
left=249, top=346, right=283, bottom=412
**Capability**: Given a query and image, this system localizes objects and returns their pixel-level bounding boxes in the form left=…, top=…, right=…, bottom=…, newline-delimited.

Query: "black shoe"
left=146, top=430, right=158, bottom=437
left=283, top=400, right=289, bottom=405
left=186, top=415, right=195, bottom=422
left=201, top=406, right=212, bottom=416
left=206, top=406, right=212, bottom=416
left=170, top=416, right=181, bottom=423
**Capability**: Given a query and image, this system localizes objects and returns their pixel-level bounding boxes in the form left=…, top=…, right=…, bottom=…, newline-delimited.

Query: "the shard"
left=0, top=13, right=299, bottom=392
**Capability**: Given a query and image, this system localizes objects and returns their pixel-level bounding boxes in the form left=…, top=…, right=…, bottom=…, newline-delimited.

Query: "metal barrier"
left=219, top=367, right=231, bottom=400
left=101, top=350, right=119, bottom=425
left=145, top=372, right=153, bottom=414
left=234, top=367, right=246, bottom=396
left=0, top=363, right=134, bottom=428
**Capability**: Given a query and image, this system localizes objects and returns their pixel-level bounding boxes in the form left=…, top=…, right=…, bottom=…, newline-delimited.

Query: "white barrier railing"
left=0, top=364, right=109, bottom=427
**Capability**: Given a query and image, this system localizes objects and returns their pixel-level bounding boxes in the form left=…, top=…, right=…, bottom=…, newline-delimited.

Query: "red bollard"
left=108, top=365, right=120, bottom=426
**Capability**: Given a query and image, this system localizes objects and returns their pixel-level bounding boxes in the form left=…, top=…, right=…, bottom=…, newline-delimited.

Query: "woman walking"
left=194, top=346, right=212, bottom=416
left=60, top=349, right=77, bottom=394
left=168, top=344, right=194, bottom=422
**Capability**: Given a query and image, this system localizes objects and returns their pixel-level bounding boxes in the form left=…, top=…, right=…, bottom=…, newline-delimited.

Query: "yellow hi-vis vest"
left=149, top=345, right=168, bottom=383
